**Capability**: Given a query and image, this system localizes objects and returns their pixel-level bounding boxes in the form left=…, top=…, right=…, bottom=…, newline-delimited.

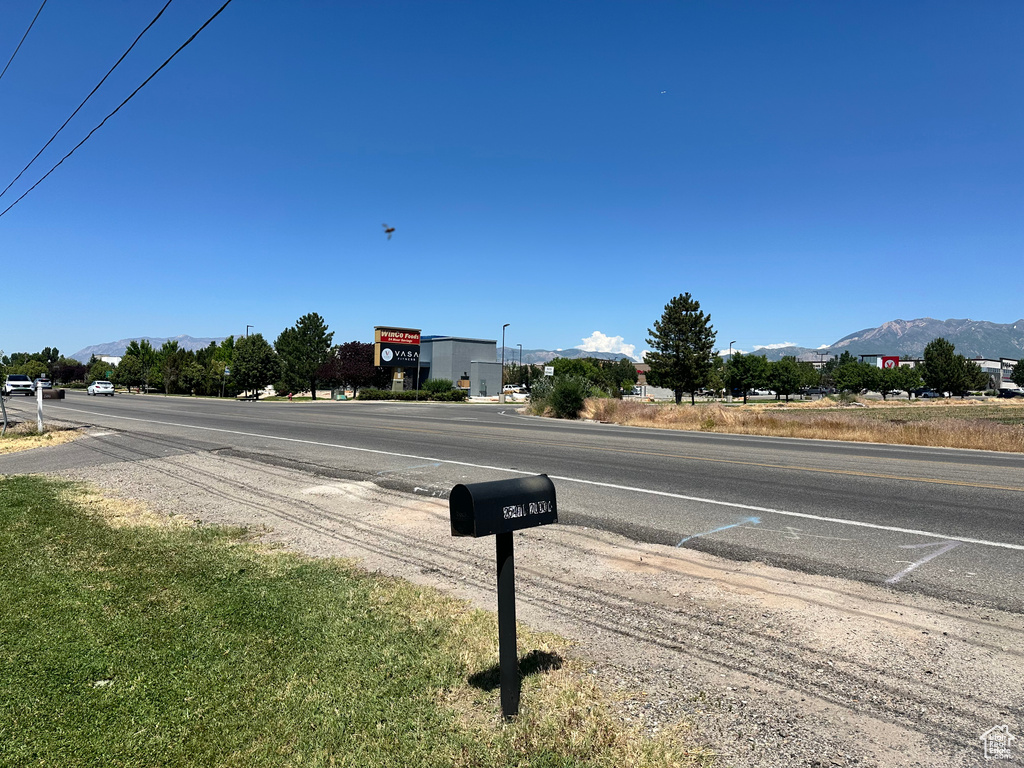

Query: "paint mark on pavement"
left=678, top=516, right=760, bottom=547
left=886, top=540, right=962, bottom=584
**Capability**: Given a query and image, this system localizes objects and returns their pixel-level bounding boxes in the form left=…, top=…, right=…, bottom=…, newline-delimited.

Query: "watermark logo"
left=981, top=724, right=1016, bottom=760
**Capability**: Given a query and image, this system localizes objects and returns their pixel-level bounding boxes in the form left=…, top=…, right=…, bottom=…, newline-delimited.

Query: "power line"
left=0, top=0, right=235, bottom=221
left=0, top=0, right=47, bottom=83
left=0, top=0, right=176, bottom=202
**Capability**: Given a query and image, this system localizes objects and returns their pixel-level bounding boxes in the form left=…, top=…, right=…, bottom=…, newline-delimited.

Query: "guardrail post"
left=36, top=386, right=43, bottom=432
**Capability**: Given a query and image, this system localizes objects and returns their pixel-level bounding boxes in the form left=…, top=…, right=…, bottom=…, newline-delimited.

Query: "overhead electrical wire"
left=0, top=0, right=235, bottom=220
left=0, top=0, right=176, bottom=202
left=0, top=0, right=47, bottom=84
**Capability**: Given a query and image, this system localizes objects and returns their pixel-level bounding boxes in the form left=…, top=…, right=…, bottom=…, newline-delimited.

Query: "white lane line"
left=50, top=405, right=1024, bottom=552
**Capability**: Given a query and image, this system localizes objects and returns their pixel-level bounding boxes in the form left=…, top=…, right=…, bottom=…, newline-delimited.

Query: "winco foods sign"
left=374, top=326, right=421, bottom=367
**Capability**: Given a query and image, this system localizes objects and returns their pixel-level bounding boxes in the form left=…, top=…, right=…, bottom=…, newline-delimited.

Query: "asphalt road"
left=4, top=391, right=1023, bottom=612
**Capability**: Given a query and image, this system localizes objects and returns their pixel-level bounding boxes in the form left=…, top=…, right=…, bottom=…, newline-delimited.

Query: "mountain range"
left=70, top=318, right=1024, bottom=365
left=751, top=318, right=1024, bottom=362
left=70, top=335, right=227, bottom=362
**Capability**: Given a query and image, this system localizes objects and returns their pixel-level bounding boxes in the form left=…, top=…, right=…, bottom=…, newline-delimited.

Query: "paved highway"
left=4, top=391, right=1023, bottom=611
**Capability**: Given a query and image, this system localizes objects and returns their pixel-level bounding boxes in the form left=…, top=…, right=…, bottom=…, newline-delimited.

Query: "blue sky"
left=1, top=0, right=1021, bottom=361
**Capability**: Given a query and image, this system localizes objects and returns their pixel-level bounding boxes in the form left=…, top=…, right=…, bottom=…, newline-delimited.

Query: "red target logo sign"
left=882, top=356, right=899, bottom=369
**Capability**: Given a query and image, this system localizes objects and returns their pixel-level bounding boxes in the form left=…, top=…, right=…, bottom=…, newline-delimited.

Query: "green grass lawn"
left=0, top=476, right=712, bottom=768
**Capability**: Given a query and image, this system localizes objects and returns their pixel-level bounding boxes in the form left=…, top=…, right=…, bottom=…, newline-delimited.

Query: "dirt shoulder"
left=51, top=448, right=1022, bottom=768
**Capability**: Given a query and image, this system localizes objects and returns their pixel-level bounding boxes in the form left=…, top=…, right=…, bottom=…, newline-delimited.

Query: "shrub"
left=355, top=387, right=468, bottom=402
left=423, top=378, right=455, bottom=394
left=526, top=377, right=554, bottom=415
left=433, top=389, right=468, bottom=402
left=549, top=375, right=591, bottom=419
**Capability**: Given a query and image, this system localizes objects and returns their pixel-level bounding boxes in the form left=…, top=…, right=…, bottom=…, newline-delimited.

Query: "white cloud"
left=752, top=342, right=797, bottom=351
left=576, top=331, right=637, bottom=359
left=718, top=348, right=749, bottom=356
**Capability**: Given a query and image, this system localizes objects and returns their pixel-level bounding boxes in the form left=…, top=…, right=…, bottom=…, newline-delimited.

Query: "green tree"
left=878, top=366, right=903, bottom=400
left=725, top=353, right=768, bottom=404
left=1013, top=361, right=1024, bottom=388
left=179, top=359, right=207, bottom=395
left=275, top=313, right=334, bottom=399
left=233, top=334, right=280, bottom=398
left=125, top=340, right=158, bottom=392
left=921, top=337, right=977, bottom=396
left=896, top=365, right=923, bottom=397
left=645, top=293, right=717, bottom=405
left=114, top=355, right=144, bottom=392
left=607, top=357, right=639, bottom=397
left=961, top=359, right=988, bottom=395
left=548, top=357, right=600, bottom=381
left=86, top=357, right=113, bottom=384
left=768, top=357, right=804, bottom=402
left=157, top=341, right=185, bottom=394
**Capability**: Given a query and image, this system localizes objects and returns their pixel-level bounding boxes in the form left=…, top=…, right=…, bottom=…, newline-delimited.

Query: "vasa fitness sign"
left=374, top=326, right=421, bottom=367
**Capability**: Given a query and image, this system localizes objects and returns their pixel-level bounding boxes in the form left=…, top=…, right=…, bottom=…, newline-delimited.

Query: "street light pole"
left=728, top=341, right=736, bottom=403
left=517, top=344, right=522, bottom=384
left=500, top=323, right=510, bottom=403
left=246, top=325, right=253, bottom=338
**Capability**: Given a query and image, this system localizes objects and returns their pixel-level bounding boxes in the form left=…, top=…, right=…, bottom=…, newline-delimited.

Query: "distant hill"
left=501, top=347, right=637, bottom=365
left=755, top=318, right=1024, bottom=361
left=70, top=335, right=227, bottom=362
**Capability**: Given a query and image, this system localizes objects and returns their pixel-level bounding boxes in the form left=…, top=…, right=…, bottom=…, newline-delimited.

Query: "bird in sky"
left=382, top=223, right=395, bottom=240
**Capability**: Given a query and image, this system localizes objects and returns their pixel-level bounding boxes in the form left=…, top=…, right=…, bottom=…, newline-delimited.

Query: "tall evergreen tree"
left=275, top=313, right=334, bottom=399
left=645, top=293, right=717, bottom=405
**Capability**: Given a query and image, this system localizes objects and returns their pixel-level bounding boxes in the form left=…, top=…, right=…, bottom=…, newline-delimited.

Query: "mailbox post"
left=449, top=475, right=557, bottom=720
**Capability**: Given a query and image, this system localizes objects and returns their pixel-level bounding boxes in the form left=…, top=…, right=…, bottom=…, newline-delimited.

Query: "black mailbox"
left=448, top=473, right=558, bottom=720
left=449, top=475, right=557, bottom=538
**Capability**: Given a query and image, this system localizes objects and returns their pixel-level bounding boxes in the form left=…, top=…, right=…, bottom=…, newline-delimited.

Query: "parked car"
left=3, top=374, right=34, bottom=396
left=33, top=378, right=52, bottom=390
left=998, top=388, right=1024, bottom=398
left=917, top=389, right=941, bottom=398
left=87, top=381, right=115, bottom=396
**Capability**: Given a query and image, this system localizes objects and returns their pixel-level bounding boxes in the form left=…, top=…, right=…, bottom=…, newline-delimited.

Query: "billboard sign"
left=374, top=326, right=421, bottom=367
left=377, top=328, right=420, bottom=345
left=377, top=344, right=420, bottom=366
left=882, top=356, right=899, bottom=369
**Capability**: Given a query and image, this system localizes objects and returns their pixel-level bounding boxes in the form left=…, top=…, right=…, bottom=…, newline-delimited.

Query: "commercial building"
left=418, top=335, right=502, bottom=397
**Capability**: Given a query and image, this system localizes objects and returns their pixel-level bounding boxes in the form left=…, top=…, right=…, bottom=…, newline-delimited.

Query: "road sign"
left=544, top=366, right=554, bottom=376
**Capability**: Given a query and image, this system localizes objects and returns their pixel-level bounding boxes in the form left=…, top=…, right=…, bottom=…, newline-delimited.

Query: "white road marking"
left=677, top=516, right=760, bottom=546
left=50, top=405, right=1024, bottom=553
left=885, top=541, right=963, bottom=584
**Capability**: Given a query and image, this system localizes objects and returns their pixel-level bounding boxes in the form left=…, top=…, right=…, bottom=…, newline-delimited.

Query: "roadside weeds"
left=581, top=398, right=1024, bottom=453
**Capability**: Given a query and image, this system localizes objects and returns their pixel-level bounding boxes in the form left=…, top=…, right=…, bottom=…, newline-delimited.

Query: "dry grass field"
left=582, top=397, right=1024, bottom=453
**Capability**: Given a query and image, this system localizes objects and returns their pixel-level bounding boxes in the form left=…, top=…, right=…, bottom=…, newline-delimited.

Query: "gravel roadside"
left=0, top=409, right=999, bottom=768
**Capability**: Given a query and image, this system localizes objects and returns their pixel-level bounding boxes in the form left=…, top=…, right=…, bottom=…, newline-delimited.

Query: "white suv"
left=4, top=374, right=34, bottom=396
